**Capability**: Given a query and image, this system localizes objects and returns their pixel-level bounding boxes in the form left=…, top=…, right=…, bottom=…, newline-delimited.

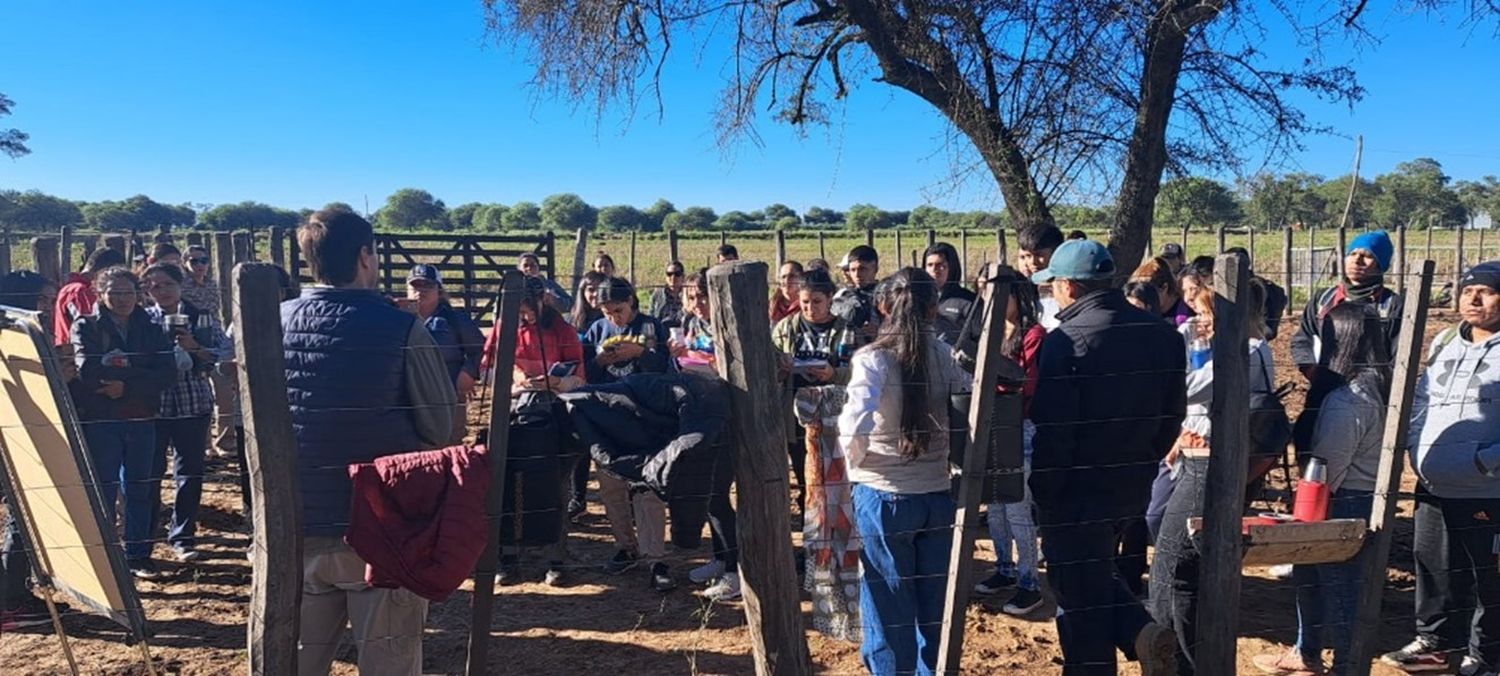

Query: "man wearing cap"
left=405, top=264, right=485, bottom=404
left=518, top=252, right=573, bottom=313
left=1290, top=230, right=1404, bottom=377
left=1383, top=260, right=1500, bottom=673
left=1028, top=239, right=1186, bottom=676
left=1159, top=243, right=1186, bottom=276
left=832, top=245, right=880, bottom=337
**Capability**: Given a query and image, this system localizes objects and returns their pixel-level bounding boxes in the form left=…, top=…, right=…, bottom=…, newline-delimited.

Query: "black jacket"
left=559, top=372, right=731, bottom=548
left=935, top=286, right=977, bottom=347
left=1288, top=284, right=1403, bottom=370
left=1260, top=277, right=1289, bottom=340
left=1029, top=289, right=1186, bottom=525
left=71, top=307, right=176, bottom=422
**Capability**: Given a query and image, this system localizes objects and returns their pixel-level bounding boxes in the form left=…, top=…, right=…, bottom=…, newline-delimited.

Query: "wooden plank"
left=1195, top=252, right=1252, bottom=674
left=31, top=237, right=60, bottom=284
left=215, top=233, right=235, bottom=324
left=1348, top=260, right=1433, bottom=676
left=706, top=261, right=811, bottom=676
left=232, top=263, right=303, bottom=675
left=936, top=277, right=1010, bottom=675
left=58, top=225, right=73, bottom=277
left=464, top=271, right=525, bottom=675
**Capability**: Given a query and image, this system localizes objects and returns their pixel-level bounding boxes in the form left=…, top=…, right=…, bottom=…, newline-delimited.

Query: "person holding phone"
left=583, top=277, right=674, bottom=385
left=509, top=277, right=585, bottom=395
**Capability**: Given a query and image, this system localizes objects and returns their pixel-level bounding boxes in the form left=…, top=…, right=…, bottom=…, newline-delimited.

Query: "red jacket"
left=53, top=272, right=95, bottom=345
left=345, top=445, right=490, bottom=602
left=480, top=314, right=585, bottom=377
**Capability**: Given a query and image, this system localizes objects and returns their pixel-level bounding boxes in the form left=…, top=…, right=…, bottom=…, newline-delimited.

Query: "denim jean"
left=1, top=498, right=31, bottom=611
left=1294, top=488, right=1375, bottom=674
left=853, top=484, right=955, bottom=676
left=1413, top=488, right=1500, bottom=668
left=151, top=415, right=212, bottom=549
left=84, top=419, right=158, bottom=561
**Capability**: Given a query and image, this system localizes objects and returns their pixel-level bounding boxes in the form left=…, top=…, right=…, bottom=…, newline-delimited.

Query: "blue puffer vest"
left=282, top=287, right=427, bottom=535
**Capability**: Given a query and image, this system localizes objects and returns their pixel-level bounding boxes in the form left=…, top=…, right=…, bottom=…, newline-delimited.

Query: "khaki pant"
left=209, top=368, right=240, bottom=455
left=298, top=537, right=427, bottom=676
left=597, top=473, right=666, bottom=560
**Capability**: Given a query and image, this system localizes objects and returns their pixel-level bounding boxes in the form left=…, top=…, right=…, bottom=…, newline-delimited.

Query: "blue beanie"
left=1346, top=231, right=1394, bottom=272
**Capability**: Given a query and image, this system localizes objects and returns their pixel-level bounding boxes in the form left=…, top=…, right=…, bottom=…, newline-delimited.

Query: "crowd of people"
left=0, top=212, right=1497, bottom=676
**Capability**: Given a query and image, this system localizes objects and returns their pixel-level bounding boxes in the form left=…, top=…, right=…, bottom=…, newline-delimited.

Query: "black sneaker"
left=1002, top=588, right=1045, bottom=616
left=567, top=499, right=586, bottom=522
left=495, top=555, right=521, bottom=586
left=1379, top=637, right=1447, bottom=672
left=650, top=563, right=676, bottom=592
left=128, top=559, right=164, bottom=581
left=603, top=549, right=638, bottom=575
left=974, top=571, right=1017, bottom=596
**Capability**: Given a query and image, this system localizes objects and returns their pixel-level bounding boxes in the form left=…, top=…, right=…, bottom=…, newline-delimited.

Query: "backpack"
left=1248, top=354, right=1293, bottom=468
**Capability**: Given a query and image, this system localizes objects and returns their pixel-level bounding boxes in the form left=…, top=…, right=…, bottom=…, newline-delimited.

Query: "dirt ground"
left=0, top=310, right=1454, bottom=675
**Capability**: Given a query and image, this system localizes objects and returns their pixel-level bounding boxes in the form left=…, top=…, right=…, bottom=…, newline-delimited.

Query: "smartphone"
left=548, top=361, right=577, bottom=377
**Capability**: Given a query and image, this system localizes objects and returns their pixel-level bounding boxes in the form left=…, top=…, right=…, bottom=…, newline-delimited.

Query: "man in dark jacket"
left=1289, top=231, right=1403, bottom=377
left=1028, top=239, right=1186, bottom=676
left=284, top=209, right=458, bottom=676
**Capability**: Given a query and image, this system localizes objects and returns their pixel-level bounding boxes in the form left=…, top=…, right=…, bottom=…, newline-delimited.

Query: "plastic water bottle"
left=1187, top=318, right=1212, bottom=370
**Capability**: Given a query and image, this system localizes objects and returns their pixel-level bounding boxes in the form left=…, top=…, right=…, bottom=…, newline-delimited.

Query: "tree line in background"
left=3, top=157, right=1498, bottom=235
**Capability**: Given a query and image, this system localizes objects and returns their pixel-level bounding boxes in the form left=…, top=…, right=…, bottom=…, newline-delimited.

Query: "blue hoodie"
left=1410, top=324, right=1500, bottom=499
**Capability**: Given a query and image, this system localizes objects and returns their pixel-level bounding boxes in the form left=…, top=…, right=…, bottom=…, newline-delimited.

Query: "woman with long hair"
left=922, top=242, right=976, bottom=346
left=972, top=269, right=1048, bottom=616
left=838, top=267, right=971, bottom=675
left=770, top=261, right=805, bottom=325
left=571, top=270, right=609, bottom=336
left=1254, top=302, right=1390, bottom=675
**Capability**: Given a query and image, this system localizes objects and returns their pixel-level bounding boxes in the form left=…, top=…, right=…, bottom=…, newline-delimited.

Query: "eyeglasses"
left=189, top=258, right=209, bottom=266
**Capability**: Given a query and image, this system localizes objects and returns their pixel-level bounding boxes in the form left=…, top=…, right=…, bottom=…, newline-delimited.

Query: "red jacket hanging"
left=345, top=444, right=491, bottom=602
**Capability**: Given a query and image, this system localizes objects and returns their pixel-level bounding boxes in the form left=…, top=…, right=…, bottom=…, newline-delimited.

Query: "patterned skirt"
left=794, top=385, right=861, bottom=643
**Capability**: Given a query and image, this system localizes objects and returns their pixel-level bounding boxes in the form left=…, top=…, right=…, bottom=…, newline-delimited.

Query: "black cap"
left=596, top=277, right=635, bottom=304
left=1459, top=260, right=1500, bottom=293
left=1160, top=243, right=1184, bottom=260
left=407, top=264, right=442, bottom=286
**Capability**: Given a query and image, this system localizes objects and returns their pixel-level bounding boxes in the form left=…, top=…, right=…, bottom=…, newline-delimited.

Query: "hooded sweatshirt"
left=1410, top=324, right=1500, bottom=499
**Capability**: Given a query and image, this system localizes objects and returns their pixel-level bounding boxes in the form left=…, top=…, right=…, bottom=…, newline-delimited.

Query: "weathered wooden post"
left=102, top=233, right=127, bottom=257
left=571, top=227, right=589, bottom=290
left=1426, top=215, right=1435, bottom=262
left=629, top=230, right=638, bottom=285
left=186, top=232, right=204, bottom=248
left=30, top=237, right=60, bottom=283
left=58, top=225, right=73, bottom=277
left=706, top=262, right=811, bottom=676
left=817, top=230, right=826, bottom=260
left=1455, top=223, right=1467, bottom=310
left=960, top=230, right=969, bottom=275
left=1181, top=224, right=1191, bottom=258
left=233, top=231, right=253, bottom=264
left=0, top=231, right=10, bottom=277
left=1282, top=226, right=1294, bottom=314
left=1347, top=261, right=1433, bottom=676
left=464, top=271, right=525, bottom=675
left=232, top=263, right=303, bottom=676
left=1216, top=225, right=1227, bottom=254
left=215, top=232, right=235, bottom=324
left=1396, top=225, right=1408, bottom=296
left=1195, top=253, right=1252, bottom=674
left=996, top=226, right=1008, bottom=264
left=269, top=227, right=286, bottom=270
left=865, top=227, right=875, bottom=248
left=926, top=228, right=937, bottom=249
left=1307, top=225, right=1317, bottom=292
left=1248, top=224, right=1257, bottom=263
left=719, top=231, right=728, bottom=248
left=668, top=229, right=680, bottom=263
left=894, top=228, right=903, bottom=268
left=775, top=229, right=787, bottom=270
left=1337, top=226, right=1349, bottom=279
left=935, top=277, right=1010, bottom=675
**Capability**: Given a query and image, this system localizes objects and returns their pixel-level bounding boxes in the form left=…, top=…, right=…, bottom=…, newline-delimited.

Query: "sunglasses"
left=189, top=258, right=209, bottom=266
left=666, top=270, right=684, bottom=277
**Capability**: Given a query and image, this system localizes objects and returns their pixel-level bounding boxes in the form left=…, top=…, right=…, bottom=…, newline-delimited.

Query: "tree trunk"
left=1108, top=2, right=1223, bottom=282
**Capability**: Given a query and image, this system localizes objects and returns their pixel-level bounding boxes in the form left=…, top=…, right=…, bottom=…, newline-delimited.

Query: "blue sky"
left=2, top=2, right=1498, bottom=215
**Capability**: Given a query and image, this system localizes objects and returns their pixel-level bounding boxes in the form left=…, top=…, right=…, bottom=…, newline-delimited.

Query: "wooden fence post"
left=1216, top=225, right=1227, bottom=254
left=996, top=226, right=1008, bottom=264
left=1396, top=225, right=1408, bottom=296
left=30, top=237, right=60, bottom=283
left=706, top=262, right=811, bottom=676
left=865, top=227, right=875, bottom=248
left=817, top=231, right=826, bottom=260
left=0, top=231, right=10, bottom=276
left=1248, top=224, right=1257, bottom=263
left=935, top=277, right=1010, bottom=675
left=1307, top=225, right=1317, bottom=292
left=775, top=229, right=787, bottom=270
left=464, top=271, right=525, bottom=675
left=1348, top=261, right=1433, bottom=676
left=960, top=230, right=969, bottom=275
left=215, top=232, right=235, bottom=324
left=269, top=227, right=286, bottom=270
left=103, top=234, right=127, bottom=257
left=1181, top=224, right=1191, bottom=258
left=1282, top=226, right=1294, bottom=314
left=668, top=229, right=680, bottom=263
left=1337, top=226, right=1349, bottom=279
left=1425, top=216, right=1434, bottom=262
left=629, top=231, right=638, bottom=286
left=1195, top=253, right=1252, bottom=673
left=233, top=231, right=253, bottom=264
left=462, top=239, right=477, bottom=316
left=719, top=231, right=728, bottom=248
left=926, top=228, right=937, bottom=249
left=571, top=228, right=589, bottom=290
left=232, top=263, right=303, bottom=676
left=59, top=225, right=73, bottom=277
left=186, top=232, right=203, bottom=248
left=894, top=229, right=903, bottom=268
left=1455, top=224, right=1466, bottom=310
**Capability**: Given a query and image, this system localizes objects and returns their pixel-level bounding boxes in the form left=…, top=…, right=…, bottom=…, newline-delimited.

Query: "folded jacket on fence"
left=559, top=372, right=731, bottom=549
left=345, top=444, right=490, bottom=602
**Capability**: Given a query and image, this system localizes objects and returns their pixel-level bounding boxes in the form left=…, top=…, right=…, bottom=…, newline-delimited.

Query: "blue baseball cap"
left=1030, top=239, right=1116, bottom=284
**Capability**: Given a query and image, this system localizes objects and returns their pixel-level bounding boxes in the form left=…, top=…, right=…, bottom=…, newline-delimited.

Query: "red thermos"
left=1293, top=458, right=1330, bottom=522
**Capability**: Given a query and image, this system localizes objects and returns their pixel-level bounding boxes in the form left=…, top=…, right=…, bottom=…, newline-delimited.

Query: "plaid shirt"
left=147, top=304, right=230, bottom=419
left=180, top=275, right=220, bottom=318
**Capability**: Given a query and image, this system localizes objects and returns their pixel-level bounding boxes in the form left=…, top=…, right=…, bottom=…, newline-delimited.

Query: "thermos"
left=1293, top=457, right=1330, bottom=522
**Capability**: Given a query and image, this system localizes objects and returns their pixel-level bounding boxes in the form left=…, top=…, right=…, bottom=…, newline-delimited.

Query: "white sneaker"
left=1461, top=655, right=1497, bottom=676
left=689, top=560, right=725, bottom=585
left=1268, top=563, right=1294, bottom=580
left=699, top=573, right=741, bottom=602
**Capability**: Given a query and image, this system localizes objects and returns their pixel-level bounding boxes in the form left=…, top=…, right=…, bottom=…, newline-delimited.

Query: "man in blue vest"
left=284, top=208, right=459, bottom=676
